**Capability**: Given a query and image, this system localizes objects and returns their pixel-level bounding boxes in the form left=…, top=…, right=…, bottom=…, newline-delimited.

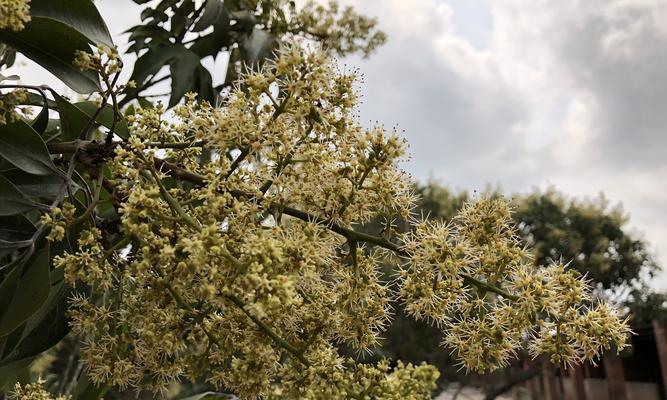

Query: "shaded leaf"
left=54, top=94, right=90, bottom=141
left=0, top=17, right=100, bottom=93
left=0, top=280, right=72, bottom=365
left=1, top=169, right=70, bottom=200
left=0, top=120, right=56, bottom=175
left=130, top=43, right=184, bottom=86
left=0, top=174, right=44, bottom=216
left=192, top=0, right=224, bottom=32
left=75, top=101, right=130, bottom=139
left=0, top=215, right=34, bottom=243
left=190, top=7, right=230, bottom=59
left=169, top=50, right=201, bottom=107
left=29, top=0, right=114, bottom=47
left=30, top=101, right=49, bottom=134
left=0, top=257, right=24, bottom=322
left=195, top=65, right=215, bottom=104
left=0, top=242, right=51, bottom=337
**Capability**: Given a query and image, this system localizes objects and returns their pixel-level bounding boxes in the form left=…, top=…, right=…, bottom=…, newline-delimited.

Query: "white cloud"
left=342, top=0, right=667, bottom=287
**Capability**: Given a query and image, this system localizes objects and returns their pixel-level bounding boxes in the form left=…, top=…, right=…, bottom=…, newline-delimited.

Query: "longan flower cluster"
left=0, top=0, right=31, bottom=32
left=39, top=202, right=77, bottom=242
left=54, top=45, right=629, bottom=397
left=232, top=0, right=386, bottom=57
left=74, top=45, right=121, bottom=75
left=0, top=88, right=28, bottom=125
left=400, top=199, right=630, bottom=372
left=8, top=378, right=70, bottom=400
left=290, top=1, right=387, bottom=57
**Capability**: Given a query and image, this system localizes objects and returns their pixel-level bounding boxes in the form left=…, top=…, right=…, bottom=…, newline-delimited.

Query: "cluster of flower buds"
left=51, top=44, right=630, bottom=398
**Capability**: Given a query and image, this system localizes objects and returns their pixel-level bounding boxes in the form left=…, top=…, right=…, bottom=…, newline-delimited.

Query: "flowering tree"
left=0, top=1, right=630, bottom=399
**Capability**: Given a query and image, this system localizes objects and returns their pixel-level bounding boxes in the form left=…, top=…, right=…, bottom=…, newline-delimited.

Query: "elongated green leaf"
left=0, top=322, right=26, bottom=360
left=54, top=94, right=89, bottom=141
left=31, top=106, right=49, bottom=133
left=0, top=175, right=43, bottom=216
left=54, top=95, right=131, bottom=141
left=30, top=97, right=50, bottom=133
left=0, top=356, right=33, bottom=389
left=0, top=243, right=51, bottom=337
left=29, top=0, right=114, bottom=47
left=75, top=101, right=130, bottom=139
left=192, top=0, right=224, bottom=32
left=169, top=50, right=201, bottom=107
left=0, top=215, right=34, bottom=243
left=0, top=119, right=55, bottom=175
left=0, top=17, right=100, bottom=93
left=195, top=65, right=216, bottom=104
left=0, top=281, right=71, bottom=365
left=0, top=257, right=24, bottom=322
left=130, top=43, right=184, bottom=86
left=189, top=7, right=230, bottom=59
left=1, top=169, right=70, bottom=200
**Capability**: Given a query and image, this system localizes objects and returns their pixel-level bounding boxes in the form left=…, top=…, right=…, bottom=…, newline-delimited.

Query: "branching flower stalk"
left=46, top=45, right=631, bottom=399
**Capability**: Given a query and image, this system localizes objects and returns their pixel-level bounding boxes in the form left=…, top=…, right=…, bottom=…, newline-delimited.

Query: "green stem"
left=145, top=162, right=202, bottom=231
left=226, top=294, right=310, bottom=366
left=72, top=171, right=105, bottom=225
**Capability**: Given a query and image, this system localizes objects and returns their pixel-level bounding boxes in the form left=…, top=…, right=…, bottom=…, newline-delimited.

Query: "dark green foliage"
left=515, top=189, right=658, bottom=289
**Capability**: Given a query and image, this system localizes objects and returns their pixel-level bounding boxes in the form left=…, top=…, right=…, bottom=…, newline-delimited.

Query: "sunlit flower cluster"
left=0, top=0, right=31, bottom=32
left=52, top=45, right=630, bottom=397
left=237, top=0, right=386, bottom=57
left=289, top=0, right=387, bottom=57
left=400, top=199, right=631, bottom=372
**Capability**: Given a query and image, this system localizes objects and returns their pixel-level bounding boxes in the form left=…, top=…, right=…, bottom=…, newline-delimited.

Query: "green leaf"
left=0, top=174, right=44, bottom=216
left=31, top=104, right=49, bottom=133
left=138, top=98, right=154, bottom=109
left=75, top=101, right=130, bottom=140
left=189, top=7, right=230, bottom=59
left=55, top=95, right=129, bottom=140
left=54, top=94, right=90, bottom=141
left=0, top=17, right=100, bottom=93
left=0, top=243, right=51, bottom=337
left=0, top=281, right=71, bottom=365
left=0, top=322, right=26, bottom=360
left=192, top=0, right=224, bottom=32
left=29, top=0, right=114, bottom=47
left=0, top=356, right=34, bottom=390
left=29, top=92, right=50, bottom=133
left=25, top=92, right=56, bottom=108
left=0, top=215, right=34, bottom=243
left=0, top=169, right=71, bottom=200
left=195, top=65, right=216, bottom=104
left=130, top=43, right=184, bottom=86
left=0, top=257, right=24, bottom=321
left=169, top=50, right=201, bottom=107
left=0, top=120, right=56, bottom=175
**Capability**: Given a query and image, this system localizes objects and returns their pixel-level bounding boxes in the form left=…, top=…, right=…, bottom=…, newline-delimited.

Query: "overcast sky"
left=7, top=0, right=667, bottom=288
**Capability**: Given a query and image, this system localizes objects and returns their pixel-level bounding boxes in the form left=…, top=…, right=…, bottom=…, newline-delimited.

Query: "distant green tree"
left=514, top=189, right=658, bottom=292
